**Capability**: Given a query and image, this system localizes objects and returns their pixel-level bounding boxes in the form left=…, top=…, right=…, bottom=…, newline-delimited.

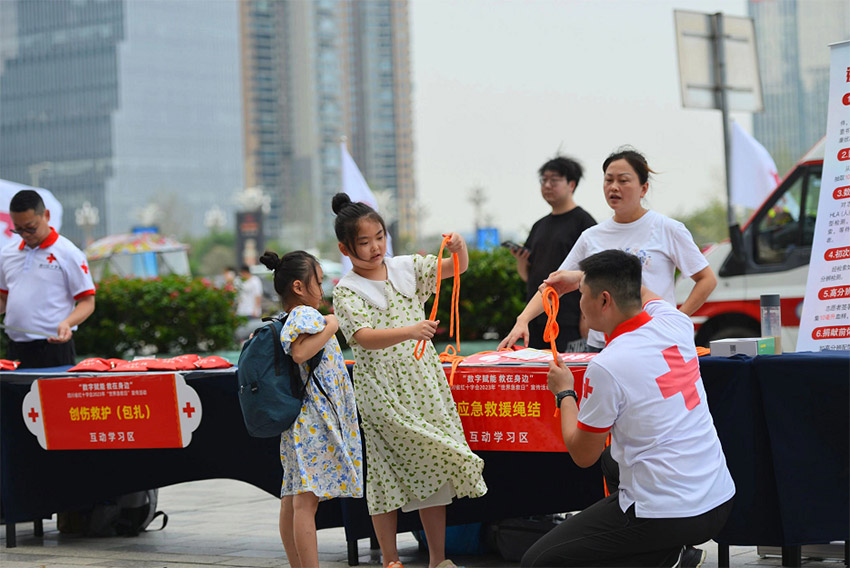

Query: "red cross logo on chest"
left=46, top=253, right=57, bottom=264
left=654, top=346, right=701, bottom=410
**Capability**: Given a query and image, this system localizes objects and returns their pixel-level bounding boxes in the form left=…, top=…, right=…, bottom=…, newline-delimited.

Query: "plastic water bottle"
left=760, top=294, right=782, bottom=354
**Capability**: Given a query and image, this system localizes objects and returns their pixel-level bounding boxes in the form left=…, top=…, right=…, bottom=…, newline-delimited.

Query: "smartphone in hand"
left=501, top=241, right=528, bottom=253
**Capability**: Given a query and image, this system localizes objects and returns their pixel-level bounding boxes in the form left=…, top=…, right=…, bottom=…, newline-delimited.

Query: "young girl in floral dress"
left=330, top=194, right=487, bottom=568
left=258, top=250, right=363, bottom=568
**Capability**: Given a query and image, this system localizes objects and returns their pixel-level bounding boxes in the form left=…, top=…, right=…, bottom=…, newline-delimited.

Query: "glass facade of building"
left=0, top=0, right=124, bottom=244
left=241, top=0, right=414, bottom=249
left=106, top=0, right=243, bottom=237
left=0, top=0, right=243, bottom=244
left=749, top=0, right=849, bottom=173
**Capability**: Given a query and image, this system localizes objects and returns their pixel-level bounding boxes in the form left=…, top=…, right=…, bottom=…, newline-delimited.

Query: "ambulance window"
left=801, top=174, right=821, bottom=247
left=755, top=174, right=804, bottom=264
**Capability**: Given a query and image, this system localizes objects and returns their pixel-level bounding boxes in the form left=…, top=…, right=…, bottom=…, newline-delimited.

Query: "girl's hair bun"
left=331, top=192, right=352, bottom=215
left=259, top=250, right=280, bottom=271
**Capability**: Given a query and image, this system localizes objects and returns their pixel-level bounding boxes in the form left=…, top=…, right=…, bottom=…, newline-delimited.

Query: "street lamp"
left=204, top=205, right=227, bottom=233
left=234, top=186, right=271, bottom=214
left=75, top=201, right=99, bottom=246
left=135, top=203, right=162, bottom=229
left=28, top=162, right=53, bottom=188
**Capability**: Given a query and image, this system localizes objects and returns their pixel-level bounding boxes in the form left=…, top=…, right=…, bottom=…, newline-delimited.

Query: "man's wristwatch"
left=555, top=389, right=578, bottom=408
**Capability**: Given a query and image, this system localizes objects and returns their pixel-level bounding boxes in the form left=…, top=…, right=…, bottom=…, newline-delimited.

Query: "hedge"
left=427, top=247, right=527, bottom=341
left=74, top=275, right=242, bottom=358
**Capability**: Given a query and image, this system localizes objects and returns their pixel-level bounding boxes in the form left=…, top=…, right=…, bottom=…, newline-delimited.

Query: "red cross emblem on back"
left=46, top=253, right=57, bottom=264
left=655, top=346, right=701, bottom=410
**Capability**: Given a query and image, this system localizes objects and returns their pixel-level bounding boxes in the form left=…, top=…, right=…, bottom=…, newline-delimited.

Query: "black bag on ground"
left=483, top=514, right=569, bottom=562
left=57, top=489, right=168, bottom=537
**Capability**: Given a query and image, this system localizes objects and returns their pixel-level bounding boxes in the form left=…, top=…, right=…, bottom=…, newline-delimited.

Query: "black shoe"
left=674, top=546, right=706, bottom=568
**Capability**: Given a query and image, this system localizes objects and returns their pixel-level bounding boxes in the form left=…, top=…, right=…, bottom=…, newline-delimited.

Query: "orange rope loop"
left=414, top=234, right=461, bottom=363
left=439, top=344, right=465, bottom=387
left=542, top=286, right=563, bottom=417
left=541, top=286, right=560, bottom=364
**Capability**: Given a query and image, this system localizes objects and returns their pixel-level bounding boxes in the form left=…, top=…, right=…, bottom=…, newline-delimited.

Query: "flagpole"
left=712, top=12, right=744, bottom=264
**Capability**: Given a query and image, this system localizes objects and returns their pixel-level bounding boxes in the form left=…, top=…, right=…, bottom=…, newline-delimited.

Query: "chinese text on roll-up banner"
left=797, top=40, right=850, bottom=352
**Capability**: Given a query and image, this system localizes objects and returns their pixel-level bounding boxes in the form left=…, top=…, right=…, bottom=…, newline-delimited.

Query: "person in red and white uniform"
left=521, top=250, right=734, bottom=568
left=0, top=190, right=95, bottom=368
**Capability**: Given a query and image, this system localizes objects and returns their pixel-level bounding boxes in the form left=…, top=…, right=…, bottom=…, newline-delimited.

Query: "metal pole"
left=712, top=12, right=744, bottom=262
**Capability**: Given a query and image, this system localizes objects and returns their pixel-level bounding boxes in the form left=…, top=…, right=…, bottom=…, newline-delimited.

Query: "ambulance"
left=675, top=138, right=825, bottom=351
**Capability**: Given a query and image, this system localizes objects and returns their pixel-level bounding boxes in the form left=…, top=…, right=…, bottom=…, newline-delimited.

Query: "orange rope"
left=603, top=433, right=613, bottom=496
left=541, top=286, right=560, bottom=364
left=439, top=344, right=465, bottom=387
left=414, top=235, right=461, bottom=366
left=541, top=286, right=563, bottom=418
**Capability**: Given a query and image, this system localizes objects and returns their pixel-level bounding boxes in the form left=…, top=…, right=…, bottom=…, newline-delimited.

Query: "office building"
left=0, top=0, right=244, bottom=244
left=749, top=0, right=850, bottom=173
left=241, top=0, right=415, bottom=249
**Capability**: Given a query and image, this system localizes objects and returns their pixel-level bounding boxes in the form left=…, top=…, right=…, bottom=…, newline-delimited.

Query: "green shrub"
left=74, top=275, right=242, bottom=358
left=428, top=247, right=526, bottom=341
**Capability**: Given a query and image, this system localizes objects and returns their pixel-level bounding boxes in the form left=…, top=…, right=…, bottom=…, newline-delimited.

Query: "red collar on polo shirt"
left=605, top=310, right=652, bottom=343
left=18, top=227, right=59, bottom=251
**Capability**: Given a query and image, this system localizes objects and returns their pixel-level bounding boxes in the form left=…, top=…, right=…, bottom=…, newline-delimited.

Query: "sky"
left=409, top=0, right=752, bottom=240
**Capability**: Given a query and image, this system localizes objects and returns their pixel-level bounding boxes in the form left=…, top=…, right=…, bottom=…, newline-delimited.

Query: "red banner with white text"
left=22, top=373, right=202, bottom=450
left=447, top=365, right=587, bottom=452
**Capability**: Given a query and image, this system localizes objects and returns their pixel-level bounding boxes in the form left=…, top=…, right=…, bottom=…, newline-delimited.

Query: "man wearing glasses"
left=507, top=156, right=596, bottom=352
left=0, top=190, right=95, bottom=368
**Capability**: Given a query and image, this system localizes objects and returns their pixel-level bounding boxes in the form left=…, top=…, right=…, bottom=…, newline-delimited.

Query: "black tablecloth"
left=2, top=353, right=847, bottom=549
left=700, top=352, right=849, bottom=547
left=0, top=367, right=603, bottom=538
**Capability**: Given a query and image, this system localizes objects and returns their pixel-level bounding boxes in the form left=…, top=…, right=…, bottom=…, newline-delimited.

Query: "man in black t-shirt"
left=509, top=156, right=596, bottom=352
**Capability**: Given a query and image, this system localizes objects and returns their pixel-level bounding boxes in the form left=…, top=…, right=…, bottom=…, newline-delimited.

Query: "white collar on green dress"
left=336, top=255, right=416, bottom=309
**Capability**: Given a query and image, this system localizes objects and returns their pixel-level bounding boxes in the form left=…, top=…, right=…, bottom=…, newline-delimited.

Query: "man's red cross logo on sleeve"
left=655, top=346, right=701, bottom=410
left=80, top=263, right=88, bottom=274
left=582, top=374, right=593, bottom=399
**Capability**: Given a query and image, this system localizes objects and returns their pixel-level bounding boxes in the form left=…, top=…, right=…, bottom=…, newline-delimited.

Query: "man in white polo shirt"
left=0, top=190, right=95, bottom=368
left=522, top=249, right=734, bottom=567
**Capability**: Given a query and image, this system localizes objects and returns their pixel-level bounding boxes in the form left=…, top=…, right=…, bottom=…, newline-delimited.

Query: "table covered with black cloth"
left=0, top=366, right=602, bottom=556
left=701, top=352, right=849, bottom=567
left=2, top=353, right=847, bottom=567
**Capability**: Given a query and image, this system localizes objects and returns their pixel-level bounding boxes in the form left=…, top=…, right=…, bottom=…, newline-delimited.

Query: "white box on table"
left=709, top=337, right=776, bottom=357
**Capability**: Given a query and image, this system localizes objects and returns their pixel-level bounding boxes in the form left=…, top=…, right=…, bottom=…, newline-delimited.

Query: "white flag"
left=0, top=179, right=64, bottom=251
left=730, top=122, right=781, bottom=210
left=340, top=142, right=392, bottom=274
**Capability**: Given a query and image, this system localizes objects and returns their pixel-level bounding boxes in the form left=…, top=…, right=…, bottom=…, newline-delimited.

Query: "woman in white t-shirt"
left=499, top=147, right=716, bottom=351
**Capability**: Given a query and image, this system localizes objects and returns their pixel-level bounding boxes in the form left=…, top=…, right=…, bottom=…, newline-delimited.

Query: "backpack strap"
left=303, top=350, right=341, bottom=428
left=262, top=314, right=288, bottom=377
left=270, top=312, right=343, bottom=428
left=146, top=510, right=168, bottom=532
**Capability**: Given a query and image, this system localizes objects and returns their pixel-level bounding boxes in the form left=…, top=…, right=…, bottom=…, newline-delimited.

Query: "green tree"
left=428, top=247, right=526, bottom=341
left=675, top=198, right=729, bottom=249
left=186, top=231, right=236, bottom=276
left=74, top=275, right=241, bottom=358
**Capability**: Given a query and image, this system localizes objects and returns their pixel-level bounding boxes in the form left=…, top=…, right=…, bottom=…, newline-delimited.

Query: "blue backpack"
left=236, top=314, right=324, bottom=438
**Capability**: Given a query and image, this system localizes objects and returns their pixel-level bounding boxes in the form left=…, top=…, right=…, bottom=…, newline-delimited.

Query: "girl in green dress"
left=331, top=193, right=487, bottom=568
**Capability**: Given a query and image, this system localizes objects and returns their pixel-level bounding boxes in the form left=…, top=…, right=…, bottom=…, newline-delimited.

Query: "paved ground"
left=1, top=479, right=844, bottom=568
